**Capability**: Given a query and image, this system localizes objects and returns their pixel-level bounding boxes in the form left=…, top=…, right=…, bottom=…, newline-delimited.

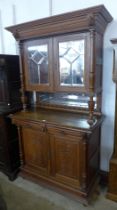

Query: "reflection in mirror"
left=36, top=93, right=97, bottom=110
left=27, top=45, right=49, bottom=84
left=59, top=40, right=84, bottom=86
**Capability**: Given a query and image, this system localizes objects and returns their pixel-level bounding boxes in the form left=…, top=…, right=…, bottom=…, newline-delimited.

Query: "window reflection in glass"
left=27, top=45, right=49, bottom=84
left=59, top=40, right=84, bottom=86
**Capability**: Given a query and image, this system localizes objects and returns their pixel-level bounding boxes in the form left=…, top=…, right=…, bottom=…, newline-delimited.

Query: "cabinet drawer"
left=47, top=126, right=83, bottom=139
left=21, top=121, right=45, bottom=132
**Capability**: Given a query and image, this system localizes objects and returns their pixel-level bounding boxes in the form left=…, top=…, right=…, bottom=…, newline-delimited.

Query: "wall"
left=0, top=0, right=117, bottom=171
left=0, top=0, right=50, bottom=54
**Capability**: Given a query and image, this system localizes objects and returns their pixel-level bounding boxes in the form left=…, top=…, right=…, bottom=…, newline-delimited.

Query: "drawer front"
left=18, top=120, right=45, bottom=133
left=47, top=126, right=83, bottom=139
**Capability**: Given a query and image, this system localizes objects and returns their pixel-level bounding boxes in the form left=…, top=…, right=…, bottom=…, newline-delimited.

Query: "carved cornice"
left=6, top=5, right=112, bottom=41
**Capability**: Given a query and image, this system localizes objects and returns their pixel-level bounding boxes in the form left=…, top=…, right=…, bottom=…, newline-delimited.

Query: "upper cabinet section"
left=23, top=33, right=89, bottom=92
left=6, top=5, right=113, bottom=94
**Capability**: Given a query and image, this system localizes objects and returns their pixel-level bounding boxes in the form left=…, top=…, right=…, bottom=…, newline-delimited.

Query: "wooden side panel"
left=87, top=127, right=100, bottom=187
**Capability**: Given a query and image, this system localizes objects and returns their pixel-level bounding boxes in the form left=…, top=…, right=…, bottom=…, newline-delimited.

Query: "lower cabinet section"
left=14, top=115, right=101, bottom=205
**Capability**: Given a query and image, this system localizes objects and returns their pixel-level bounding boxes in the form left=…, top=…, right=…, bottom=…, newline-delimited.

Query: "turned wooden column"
left=88, top=29, right=95, bottom=125
left=18, top=41, right=27, bottom=111
left=107, top=38, right=117, bottom=202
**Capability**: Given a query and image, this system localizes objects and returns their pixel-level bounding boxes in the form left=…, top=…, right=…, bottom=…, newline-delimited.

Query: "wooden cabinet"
left=6, top=5, right=112, bottom=204
left=0, top=55, right=21, bottom=180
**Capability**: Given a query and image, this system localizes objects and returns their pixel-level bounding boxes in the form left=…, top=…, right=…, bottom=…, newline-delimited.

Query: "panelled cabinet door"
left=22, top=127, right=49, bottom=176
left=54, top=33, right=90, bottom=92
left=49, top=129, right=82, bottom=188
left=23, top=38, right=53, bottom=92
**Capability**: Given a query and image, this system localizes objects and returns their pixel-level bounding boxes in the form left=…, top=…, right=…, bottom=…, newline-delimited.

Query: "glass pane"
left=59, top=40, right=84, bottom=86
left=27, top=45, right=49, bottom=84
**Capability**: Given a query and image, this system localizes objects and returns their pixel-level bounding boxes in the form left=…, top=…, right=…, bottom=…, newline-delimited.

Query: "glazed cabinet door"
left=23, top=38, right=53, bottom=92
left=49, top=128, right=82, bottom=188
left=21, top=126, right=49, bottom=176
left=54, top=32, right=90, bottom=92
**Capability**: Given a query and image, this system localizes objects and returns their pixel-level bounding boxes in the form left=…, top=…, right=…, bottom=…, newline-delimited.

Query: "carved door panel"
left=49, top=130, right=82, bottom=188
left=22, top=127, right=49, bottom=175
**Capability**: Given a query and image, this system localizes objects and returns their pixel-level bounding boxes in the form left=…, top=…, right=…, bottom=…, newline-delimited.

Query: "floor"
left=0, top=172, right=117, bottom=210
